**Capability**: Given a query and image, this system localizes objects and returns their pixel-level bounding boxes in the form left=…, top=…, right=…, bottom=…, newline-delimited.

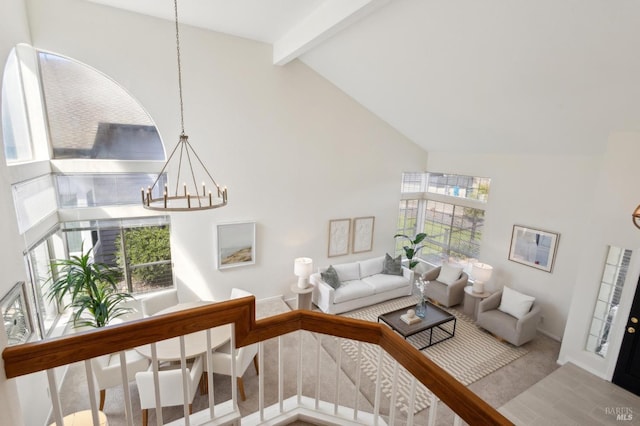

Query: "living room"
left=1, top=0, right=640, bottom=425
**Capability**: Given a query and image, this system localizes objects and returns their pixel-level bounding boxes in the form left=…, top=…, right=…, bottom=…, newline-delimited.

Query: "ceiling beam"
left=273, top=0, right=392, bottom=66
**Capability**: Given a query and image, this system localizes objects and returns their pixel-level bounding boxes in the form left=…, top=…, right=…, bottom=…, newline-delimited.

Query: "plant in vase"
left=393, top=232, right=427, bottom=270
left=47, top=245, right=133, bottom=328
left=414, top=277, right=429, bottom=318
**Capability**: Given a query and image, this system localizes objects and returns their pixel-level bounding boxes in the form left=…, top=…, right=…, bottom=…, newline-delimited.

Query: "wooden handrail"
left=2, top=297, right=512, bottom=425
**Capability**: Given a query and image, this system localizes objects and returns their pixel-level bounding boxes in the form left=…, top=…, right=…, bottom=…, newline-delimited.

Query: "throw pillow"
left=498, top=286, right=535, bottom=319
left=436, top=263, right=463, bottom=285
left=382, top=253, right=403, bottom=276
left=321, top=265, right=341, bottom=289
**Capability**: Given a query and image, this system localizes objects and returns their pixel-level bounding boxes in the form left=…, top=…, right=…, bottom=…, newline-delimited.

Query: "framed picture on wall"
left=508, top=225, right=560, bottom=273
left=1, top=282, right=34, bottom=346
left=216, top=221, right=256, bottom=270
left=328, top=218, right=351, bottom=257
left=352, top=216, right=375, bottom=253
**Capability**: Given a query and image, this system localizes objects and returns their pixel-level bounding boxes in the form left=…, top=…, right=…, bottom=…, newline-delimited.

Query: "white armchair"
left=90, top=350, right=150, bottom=410
left=135, top=356, right=203, bottom=426
left=141, top=289, right=179, bottom=317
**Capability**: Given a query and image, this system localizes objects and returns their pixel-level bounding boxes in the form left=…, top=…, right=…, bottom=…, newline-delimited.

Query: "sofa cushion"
left=321, top=266, right=341, bottom=289
left=360, top=256, right=384, bottom=278
left=333, top=262, right=360, bottom=282
left=498, top=286, right=535, bottom=319
left=382, top=253, right=403, bottom=275
left=362, top=273, right=409, bottom=294
left=437, top=263, right=463, bottom=285
left=333, top=280, right=375, bottom=303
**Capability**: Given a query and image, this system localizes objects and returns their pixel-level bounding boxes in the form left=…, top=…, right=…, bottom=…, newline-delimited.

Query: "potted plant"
left=393, top=232, right=427, bottom=270
left=47, top=245, right=133, bottom=328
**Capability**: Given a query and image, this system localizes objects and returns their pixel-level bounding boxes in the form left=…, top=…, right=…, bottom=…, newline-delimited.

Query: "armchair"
left=422, top=266, right=468, bottom=307
left=476, top=289, right=542, bottom=346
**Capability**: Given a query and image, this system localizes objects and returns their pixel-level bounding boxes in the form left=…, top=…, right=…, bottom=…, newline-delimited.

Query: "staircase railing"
left=2, top=296, right=513, bottom=425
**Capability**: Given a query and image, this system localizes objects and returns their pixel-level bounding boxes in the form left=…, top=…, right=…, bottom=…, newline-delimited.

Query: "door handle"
left=629, top=327, right=636, bottom=334
left=631, top=317, right=638, bottom=324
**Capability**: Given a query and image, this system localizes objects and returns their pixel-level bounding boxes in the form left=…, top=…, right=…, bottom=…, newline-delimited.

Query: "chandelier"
left=633, top=205, right=640, bottom=229
left=142, top=0, right=227, bottom=211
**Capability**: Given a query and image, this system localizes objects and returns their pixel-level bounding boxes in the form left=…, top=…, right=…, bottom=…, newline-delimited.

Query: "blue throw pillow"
left=382, top=253, right=403, bottom=275
left=321, top=265, right=341, bottom=289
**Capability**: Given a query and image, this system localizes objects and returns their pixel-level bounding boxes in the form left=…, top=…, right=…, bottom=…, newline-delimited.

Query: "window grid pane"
left=585, top=246, right=632, bottom=358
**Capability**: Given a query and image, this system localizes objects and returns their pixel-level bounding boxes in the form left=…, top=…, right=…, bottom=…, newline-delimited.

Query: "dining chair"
left=90, top=350, right=150, bottom=410
left=135, top=355, right=203, bottom=426
left=203, top=287, right=258, bottom=400
left=141, top=289, right=179, bottom=317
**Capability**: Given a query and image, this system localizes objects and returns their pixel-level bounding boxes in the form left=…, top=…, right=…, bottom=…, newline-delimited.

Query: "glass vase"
left=415, top=296, right=426, bottom=318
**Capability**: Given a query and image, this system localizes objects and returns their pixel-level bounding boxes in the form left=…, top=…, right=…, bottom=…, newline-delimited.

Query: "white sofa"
left=310, top=256, right=414, bottom=314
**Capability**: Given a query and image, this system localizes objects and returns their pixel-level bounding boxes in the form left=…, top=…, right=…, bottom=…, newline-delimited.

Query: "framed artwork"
left=328, top=218, right=351, bottom=257
left=216, top=221, right=256, bottom=270
left=508, top=225, right=560, bottom=273
left=352, top=216, right=375, bottom=253
left=1, top=282, right=34, bottom=346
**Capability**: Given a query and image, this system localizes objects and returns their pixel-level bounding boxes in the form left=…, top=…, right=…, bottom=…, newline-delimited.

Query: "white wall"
left=24, top=0, right=427, bottom=305
left=559, top=133, right=640, bottom=379
left=426, top=151, right=600, bottom=340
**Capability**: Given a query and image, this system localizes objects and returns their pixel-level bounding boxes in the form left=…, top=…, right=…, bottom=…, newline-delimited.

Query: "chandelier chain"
left=174, top=0, right=185, bottom=135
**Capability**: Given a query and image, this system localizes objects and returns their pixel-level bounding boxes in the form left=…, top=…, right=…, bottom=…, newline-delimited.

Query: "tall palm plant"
left=47, top=246, right=133, bottom=328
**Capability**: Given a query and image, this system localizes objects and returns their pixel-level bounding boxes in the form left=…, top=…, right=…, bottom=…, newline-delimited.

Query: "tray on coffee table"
left=377, top=301, right=456, bottom=350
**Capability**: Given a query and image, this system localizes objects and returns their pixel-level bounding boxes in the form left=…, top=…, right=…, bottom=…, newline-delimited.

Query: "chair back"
left=141, top=289, right=179, bottom=317
left=230, top=287, right=252, bottom=299
left=136, top=356, right=203, bottom=409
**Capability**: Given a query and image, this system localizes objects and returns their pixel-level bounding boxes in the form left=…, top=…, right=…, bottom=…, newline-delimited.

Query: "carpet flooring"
left=323, top=295, right=529, bottom=416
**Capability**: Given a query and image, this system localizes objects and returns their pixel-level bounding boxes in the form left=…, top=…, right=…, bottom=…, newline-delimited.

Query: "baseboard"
left=537, top=327, right=562, bottom=342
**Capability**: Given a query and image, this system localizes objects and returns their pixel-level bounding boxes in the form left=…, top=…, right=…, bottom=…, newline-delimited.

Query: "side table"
left=463, top=286, right=492, bottom=320
left=290, top=284, right=314, bottom=310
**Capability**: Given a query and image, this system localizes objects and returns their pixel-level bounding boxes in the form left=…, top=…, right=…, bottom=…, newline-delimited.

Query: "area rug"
left=335, top=295, right=529, bottom=415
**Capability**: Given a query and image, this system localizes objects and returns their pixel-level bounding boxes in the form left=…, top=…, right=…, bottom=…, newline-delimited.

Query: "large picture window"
left=62, top=217, right=173, bottom=295
left=396, top=172, right=489, bottom=266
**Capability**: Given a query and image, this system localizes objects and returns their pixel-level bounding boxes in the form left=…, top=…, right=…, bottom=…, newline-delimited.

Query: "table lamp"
left=472, top=262, right=493, bottom=293
left=294, top=257, right=313, bottom=289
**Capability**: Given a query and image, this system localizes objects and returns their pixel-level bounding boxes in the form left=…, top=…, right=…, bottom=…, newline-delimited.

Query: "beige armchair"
left=476, top=289, right=542, bottom=346
left=422, top=266, right=468, bottom=307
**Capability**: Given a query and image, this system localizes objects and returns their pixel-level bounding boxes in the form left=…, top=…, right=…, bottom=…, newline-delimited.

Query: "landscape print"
left=217, top=221, right=256, bottom=269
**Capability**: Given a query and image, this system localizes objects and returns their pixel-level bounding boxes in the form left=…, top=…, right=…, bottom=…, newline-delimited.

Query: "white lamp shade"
left=294, top=257, right=313, bottom=278
left=472, top=262, right=493, bottom=283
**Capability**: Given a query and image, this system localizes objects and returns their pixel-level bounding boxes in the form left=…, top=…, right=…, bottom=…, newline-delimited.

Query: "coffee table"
left=378, top=301, right=456, bottom=350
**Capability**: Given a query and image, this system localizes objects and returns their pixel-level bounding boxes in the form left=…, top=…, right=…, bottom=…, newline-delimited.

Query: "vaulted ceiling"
left=88, top=0, right=640, bottom=156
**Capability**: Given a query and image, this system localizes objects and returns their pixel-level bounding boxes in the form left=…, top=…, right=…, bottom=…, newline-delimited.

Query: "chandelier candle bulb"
left=187, top=193, right=191, bottom=208
left=141, top=188, right=145, bottom=204
left=223, top=188, right=227, bottom=203
left=202, top=182, right=205, bottom=196
left=209, top=191, right=212, bottom=206
left=163, top=192, right=167, bottom=208
left=183, top=183, right=187, bottom=197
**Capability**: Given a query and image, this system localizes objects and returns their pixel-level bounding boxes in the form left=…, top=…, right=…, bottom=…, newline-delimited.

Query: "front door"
left=612, top=276, right=640, bottom=396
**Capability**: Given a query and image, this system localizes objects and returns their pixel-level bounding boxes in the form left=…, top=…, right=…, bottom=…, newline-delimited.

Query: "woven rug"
left=336, top=295, right=529, bottom=415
